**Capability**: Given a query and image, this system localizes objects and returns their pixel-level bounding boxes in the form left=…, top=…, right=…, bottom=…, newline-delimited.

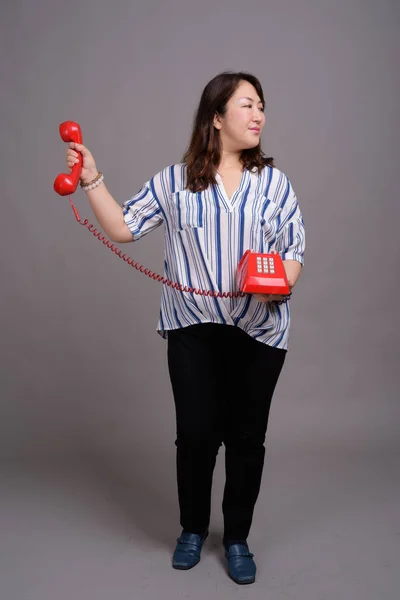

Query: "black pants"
left=167, top=322, right=287, bottom=542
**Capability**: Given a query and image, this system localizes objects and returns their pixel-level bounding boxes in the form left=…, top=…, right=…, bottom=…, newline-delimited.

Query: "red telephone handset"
left=54, top=121, right=291, bottom=303
left=53, top=121, right=83, bottom=196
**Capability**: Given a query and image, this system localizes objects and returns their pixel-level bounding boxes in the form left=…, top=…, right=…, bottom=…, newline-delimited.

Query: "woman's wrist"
left=80, top=170, right=99, bottom=185
left=81, top=172, right=104, bottom=192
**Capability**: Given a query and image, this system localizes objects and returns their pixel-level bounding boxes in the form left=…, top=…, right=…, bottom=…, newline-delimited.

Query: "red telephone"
left=54, top=121, right=291, bottom=302
left=237, top=249, right=290, bottom=295
left=53, top=121, right=83, bottom=196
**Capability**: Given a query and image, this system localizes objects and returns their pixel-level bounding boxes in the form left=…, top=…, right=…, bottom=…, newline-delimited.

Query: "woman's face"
left=214, top=80, right=266, bottom=153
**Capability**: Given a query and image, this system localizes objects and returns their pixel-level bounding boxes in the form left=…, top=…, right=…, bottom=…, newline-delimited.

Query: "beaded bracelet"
left=80, top=172, right=104, bottom=191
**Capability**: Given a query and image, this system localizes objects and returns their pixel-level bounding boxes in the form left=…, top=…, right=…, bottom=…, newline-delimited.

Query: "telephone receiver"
left=53, top=121, right=83, bottom=196
left=54, top=121, right=291, bottom=301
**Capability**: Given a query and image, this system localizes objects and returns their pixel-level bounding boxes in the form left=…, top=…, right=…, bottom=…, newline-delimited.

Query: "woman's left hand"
left=254, top=293, right=288, bottom=303
left=254, top=280, right=294, bottom=303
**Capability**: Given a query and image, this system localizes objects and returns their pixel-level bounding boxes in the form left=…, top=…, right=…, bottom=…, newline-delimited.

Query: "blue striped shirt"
left=122, top=163, right=305, bottom=349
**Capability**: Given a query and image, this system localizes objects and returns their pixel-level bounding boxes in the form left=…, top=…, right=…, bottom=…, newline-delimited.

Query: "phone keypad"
left=256, top=256, right=275, bottom=274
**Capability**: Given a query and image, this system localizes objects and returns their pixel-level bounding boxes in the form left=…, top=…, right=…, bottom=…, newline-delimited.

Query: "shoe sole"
left=228, top=573, right=255, bottom=585
left=172, top=559, right=200, bottom=570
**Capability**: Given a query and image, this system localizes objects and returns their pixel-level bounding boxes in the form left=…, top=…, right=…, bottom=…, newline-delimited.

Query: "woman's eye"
left=243, top=104, right=265, bottom=112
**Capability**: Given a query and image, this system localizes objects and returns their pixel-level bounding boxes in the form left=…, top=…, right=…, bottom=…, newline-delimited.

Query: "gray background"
left=1, top=0, right=399, bottom=598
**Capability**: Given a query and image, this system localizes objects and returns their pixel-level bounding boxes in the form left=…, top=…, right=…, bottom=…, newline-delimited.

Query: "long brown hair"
left=183, top=71, right=275, bottom=193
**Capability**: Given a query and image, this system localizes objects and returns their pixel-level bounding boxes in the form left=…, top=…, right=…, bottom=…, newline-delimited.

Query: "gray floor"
left=1, top=439, right=398, bottom=600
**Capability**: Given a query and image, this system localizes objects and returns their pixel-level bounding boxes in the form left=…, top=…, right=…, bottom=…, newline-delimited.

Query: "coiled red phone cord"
left=68, top=195, right=246, bottom=299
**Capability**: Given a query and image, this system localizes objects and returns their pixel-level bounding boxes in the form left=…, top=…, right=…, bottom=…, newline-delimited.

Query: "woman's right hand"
left=66, top=142, right=98, bottom=184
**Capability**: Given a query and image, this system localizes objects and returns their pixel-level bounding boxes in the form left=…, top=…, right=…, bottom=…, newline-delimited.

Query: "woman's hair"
left=183, top=71, right=275, bottom=193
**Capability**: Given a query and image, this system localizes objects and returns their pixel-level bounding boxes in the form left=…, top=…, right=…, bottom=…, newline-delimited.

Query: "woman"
left=66, top=71, right=305, bottom=585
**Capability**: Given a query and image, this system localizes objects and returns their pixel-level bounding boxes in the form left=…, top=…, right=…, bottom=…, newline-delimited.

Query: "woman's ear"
left=213, top=112, right=222, bottom=130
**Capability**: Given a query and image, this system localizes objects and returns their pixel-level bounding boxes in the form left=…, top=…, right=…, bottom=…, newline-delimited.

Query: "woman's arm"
left=255, top=179, right=305, bottom=303
left=85, top=181, right=134, bottom=243
left=283, top=258, right=302, bottom=289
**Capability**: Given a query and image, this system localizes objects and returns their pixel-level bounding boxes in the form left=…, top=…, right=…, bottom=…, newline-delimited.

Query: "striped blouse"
left=121, top=163, right=305, bottom=349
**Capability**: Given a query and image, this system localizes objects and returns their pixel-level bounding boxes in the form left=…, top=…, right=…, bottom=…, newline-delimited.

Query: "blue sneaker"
left=172, top=530, right=209, bottom=570
left=224, top=543, right=256, bottom=584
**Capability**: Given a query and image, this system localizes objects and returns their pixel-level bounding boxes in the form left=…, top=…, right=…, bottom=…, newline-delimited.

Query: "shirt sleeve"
left=275, top=181, right=306, bottom=265
left=121, top=182, right=164, bottom=241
